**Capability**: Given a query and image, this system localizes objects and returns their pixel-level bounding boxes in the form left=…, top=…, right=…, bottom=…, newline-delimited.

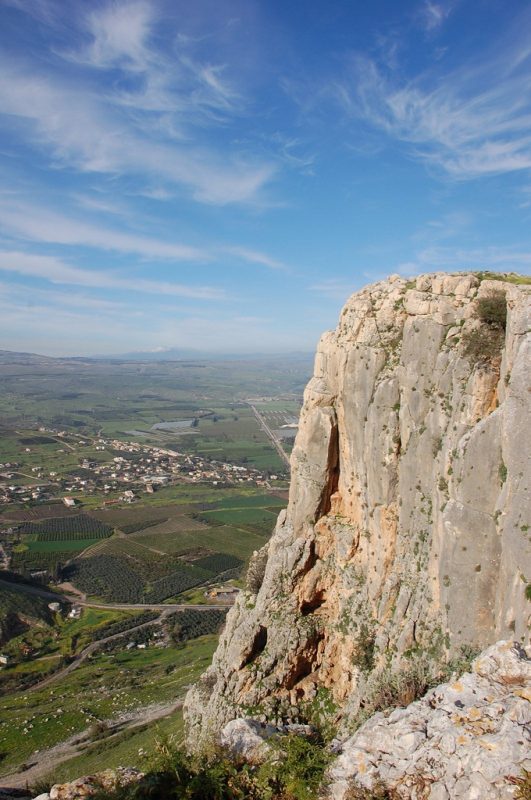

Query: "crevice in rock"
left=300, top=589, right=327, bottom=616
left=284, top=631, right=325, bottom=690
left=297, top=539, right=318, bottom=579
left=317, top=421, right=340, bottom=519
left=241, top=626, right=268, bottom=667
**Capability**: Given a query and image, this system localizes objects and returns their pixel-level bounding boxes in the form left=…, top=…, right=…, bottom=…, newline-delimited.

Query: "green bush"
left=356, top=645, right=478, bottom=728
left=462, top=289, right=507, bottom=364
left=258, top=733, right=332, bottom=800
left=79, top=732, right=332, bottom=800
left=476, top=290, right=507, bottom=327
left=462, top=325, right=504, bottom=363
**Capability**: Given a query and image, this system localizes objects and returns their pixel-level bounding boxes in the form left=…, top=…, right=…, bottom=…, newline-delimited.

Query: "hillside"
left=0, top=578, right=53, bottom=645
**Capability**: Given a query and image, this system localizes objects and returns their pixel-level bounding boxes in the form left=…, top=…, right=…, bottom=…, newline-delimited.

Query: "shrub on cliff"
left=476, top=290, right=507, bottom=327
left=463, top=289, right=507, bottom=363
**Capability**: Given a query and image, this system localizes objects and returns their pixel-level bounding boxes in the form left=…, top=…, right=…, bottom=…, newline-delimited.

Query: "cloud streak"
left=335, top=16, right=531, bottom=180
left=0, top=201, right=206, bottom=261
left=0, top=198, right=287, bottom=271
left=0, top=17, right=274, bottom=206
left=0, top=251, right=224, bottom=299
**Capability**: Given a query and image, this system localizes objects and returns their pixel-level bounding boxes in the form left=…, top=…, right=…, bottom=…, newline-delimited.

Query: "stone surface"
left=44, top=768, right=144, bottom=800
left=219, top=718, right=315, bottom=764
left=220, top=718, right=275, bottom=763
left=185, top=273, right=531, bottom=748
left=325, top=641, right=531, bottom=799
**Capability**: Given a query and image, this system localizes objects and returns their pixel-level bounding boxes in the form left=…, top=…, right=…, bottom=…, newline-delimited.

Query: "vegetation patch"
left=120, top=518, right=168, bottom=535
left=193, top=552, right=243, bottom=573
left=475, top=271, right=531, bottom=285
left=167, top=608, right=228, bottom=643
left=199, top=507, right=278, bottom=535
left=64, top=555, right=145, bottom=603
left=144, top=564, right=212, bottom=604
left=462, top=289, right=507, bottom=364
left=18, top=515, right=113, bottom=539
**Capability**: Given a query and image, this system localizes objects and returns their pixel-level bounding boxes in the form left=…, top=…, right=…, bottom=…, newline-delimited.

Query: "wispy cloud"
left=0, top=7, right=273, bottom=207
left=223, top=246, right=287, bottom=271
left=81, top=1, right=152, bottom=71
left=395, top=245, right=531, bottom=274
left=418, top=1, right=454, bottom=31
left=0, top=200, right=206, bottom=261
left=0, top=251, right=224, bottom=299
left=334, top=11, right=531, bottom=181
left=3, top=64, right=274, bottom=204
left=0, top=198, right=287, bottom=271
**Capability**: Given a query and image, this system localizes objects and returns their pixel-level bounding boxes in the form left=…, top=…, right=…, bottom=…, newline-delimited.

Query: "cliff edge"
left=184, top=272, right=530, bottom=747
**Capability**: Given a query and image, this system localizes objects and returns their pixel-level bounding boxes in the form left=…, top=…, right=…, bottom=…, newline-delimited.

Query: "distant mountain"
left=0, top=347, right=313, bottom=365
left=103, top=348, right=314, bottom=363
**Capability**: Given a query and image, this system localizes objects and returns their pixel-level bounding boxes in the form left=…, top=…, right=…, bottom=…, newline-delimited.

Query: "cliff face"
left=185, top=272, right=530, bottom=745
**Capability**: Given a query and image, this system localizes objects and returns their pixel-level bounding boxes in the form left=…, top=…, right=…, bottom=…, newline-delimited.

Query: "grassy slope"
left=0, top=636, right=217, bottom=777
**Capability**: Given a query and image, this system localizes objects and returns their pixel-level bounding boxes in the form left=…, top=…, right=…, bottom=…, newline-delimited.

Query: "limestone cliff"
left=184, top=272, right=530, bottom=745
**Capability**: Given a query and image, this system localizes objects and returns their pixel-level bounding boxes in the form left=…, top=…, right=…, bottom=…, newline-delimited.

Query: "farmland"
left=0, top=352, right=309, bottom=476
left=19, top=516, right=113, bottom=539
left=0, top=351, right=306, bottom=782
left=3, top=487, right=284, bottom=599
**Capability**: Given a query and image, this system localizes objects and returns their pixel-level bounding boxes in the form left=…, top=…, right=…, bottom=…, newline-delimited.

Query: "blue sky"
left=1, top=0, right=530, bottom=356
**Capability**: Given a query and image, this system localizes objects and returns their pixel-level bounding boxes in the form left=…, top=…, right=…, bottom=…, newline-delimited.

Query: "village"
left=0, top=428, right=286, bottom=507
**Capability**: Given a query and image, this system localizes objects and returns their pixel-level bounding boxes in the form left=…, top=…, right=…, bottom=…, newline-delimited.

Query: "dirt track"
left=0, top=700, right=183, bottom=790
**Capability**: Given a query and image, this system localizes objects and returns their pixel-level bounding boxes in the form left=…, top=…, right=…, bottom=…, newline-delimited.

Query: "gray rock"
left=325, top=641, right=531, bottom=799
left=220, top=718, right=275, bottom=763
left=47, top=768, right=144, bottom=800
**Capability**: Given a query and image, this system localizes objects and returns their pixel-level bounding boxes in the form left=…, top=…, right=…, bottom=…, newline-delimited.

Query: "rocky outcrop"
left=32, top=768, right=144, bottom=800
left=185, top=273, right=530, bottom=748
left=326, top=640, right=530, bottom=799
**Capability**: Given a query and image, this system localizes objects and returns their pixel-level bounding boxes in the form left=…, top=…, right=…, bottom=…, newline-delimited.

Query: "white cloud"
left=0, top=251, right=224, bottom=299
left=419, top=2, right=453, bottom=31
left=0, top=58, right=274, bottom=205
left=83, top=1, right=152, bottom=70
left=335, top=17, right=531, bottom=180
left=0, top=200, right=206, bottom=261
left=0, top=198, right=287, bottom=271
left=224, top=246, right=287, bottom=270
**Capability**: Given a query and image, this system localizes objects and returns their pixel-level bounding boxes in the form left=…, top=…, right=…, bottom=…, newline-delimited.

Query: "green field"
left=199, top=507, right=278, bottom=534
left=23, top=539, right=102, bottom=552
left=0, top=636, right=218, bottom=778
left=209, top=493, right=287, bottom=510
left=132, top=525, right=268, bottom=562
left=0, top=352, right=304, bottom=781
left=0, top=354, right=309, bottom=467
left=0, top=597, right=139, bottom=693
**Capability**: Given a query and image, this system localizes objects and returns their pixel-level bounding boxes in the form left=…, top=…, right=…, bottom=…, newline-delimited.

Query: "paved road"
left=247, top=403, right=291, bottom=469
left=0, top=578, right=233, bottom=612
